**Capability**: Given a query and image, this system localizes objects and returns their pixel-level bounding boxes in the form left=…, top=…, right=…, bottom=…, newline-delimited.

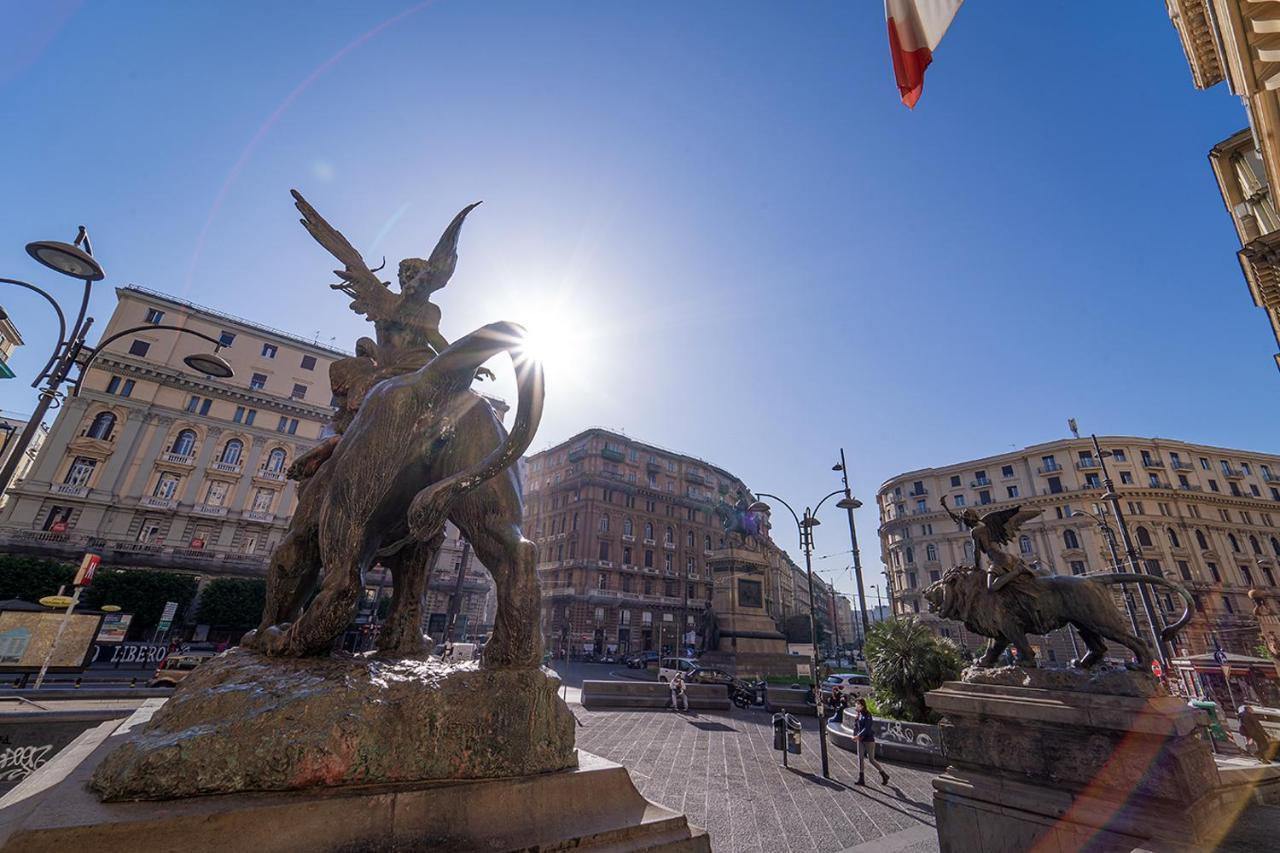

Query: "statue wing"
left=291, top=189, right=398, bottom=321
left=981, top=506, right=1042, bottom=544
left=399, top=202, right=482, bottom=303
left=940, top=495, right=967, bottom=527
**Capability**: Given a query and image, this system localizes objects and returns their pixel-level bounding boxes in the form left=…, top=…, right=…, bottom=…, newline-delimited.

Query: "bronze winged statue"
left=243, top=192, right=545, bottom=666
left=941, top=497, right=1042, bottom=592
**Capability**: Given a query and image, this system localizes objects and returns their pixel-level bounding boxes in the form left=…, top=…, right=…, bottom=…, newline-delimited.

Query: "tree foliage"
left=783, top=614, right=827, bottom=645
left=194, top=577, right=266, bottom=629
left=0, top=555, right=77, bottom=603
left=864, top=616, right=965, bottom=723
left=78, top=569, right=199, bottom=639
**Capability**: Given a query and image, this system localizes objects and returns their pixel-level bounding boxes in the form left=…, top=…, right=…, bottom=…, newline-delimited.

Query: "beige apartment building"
left=878, top=436, right=1280, bottom=662
left=1168, top=1, right=1280, bottom=370
left=525, top=428, right=804, bottom=657
left=0, top=306, right=23, bottom=374
left=0, top=410, right=48, bottom=509
left=0, top=286, right=345, bottom=575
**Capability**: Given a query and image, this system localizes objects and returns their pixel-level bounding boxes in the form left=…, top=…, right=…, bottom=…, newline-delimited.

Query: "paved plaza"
left=575, top=704, right=940, bottom=853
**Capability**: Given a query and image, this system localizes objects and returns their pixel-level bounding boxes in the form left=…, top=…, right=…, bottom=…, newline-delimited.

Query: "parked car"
left=148, top=647, right=218, bottom=688
left=686, top=666, right=734, bottom=687
left=627, top=651, right=660, bottom=669
left=658, top=657, right=700, bottom=683
left=820, top=673, right=872, bottom=703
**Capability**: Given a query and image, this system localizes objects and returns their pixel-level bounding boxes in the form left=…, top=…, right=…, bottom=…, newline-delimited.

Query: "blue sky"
left=1, top=1, right=1275, bottom=602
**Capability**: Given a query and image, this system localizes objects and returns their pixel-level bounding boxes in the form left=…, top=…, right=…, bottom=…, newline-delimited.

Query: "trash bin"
left=1189, top=699, right=1228, bottom=741
left=773, top=712, right=802, bottom=754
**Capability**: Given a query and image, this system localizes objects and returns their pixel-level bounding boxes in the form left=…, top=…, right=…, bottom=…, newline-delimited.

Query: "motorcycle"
left=729, top=678, right=766, bottom=709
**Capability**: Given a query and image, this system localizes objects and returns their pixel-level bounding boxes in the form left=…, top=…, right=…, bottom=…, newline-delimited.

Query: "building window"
left=1223, top=596, right=1235, bottom=615
left=644, top=550, right=654, bottom=568
left=950, top=475, right=961, bottom=488
left=623, top=517, right=633, bottom=537
left=1208, top=479, right=1219, bottom=493
left=145, top=307, right=165, bottom=324
left=1047, top=477, right=1063, bottom=494
left=154, top=473, right=180, bottom=499
left=1063, top=529, right=1079, bottom=550
left=252, top=488, right=274, bottom=513
left=1195, top=529, right=1208, bottom=550
left=64, top=457, right=96, bottom=487
left=291, top=383, right=307, bottom=400
left=265, top=448, right=286, bottom=473
left=233, top=406, right=245, bottom=423
left=128, top=339, right=150, bottom=357
left=1111, top=450, right=1126, bottom=462
left=1177, top=561, right=1191, bottom=581
left=1070, top=561, right=1086, bottom=576
left=42, top=506, right=72, bottom=531
left=1168, top=528, right=1180, bottom=548
left=1228, top=534, right=1240, bottom=553
left=598, top=541, right=610, bottom=561
left=644, top=522, right=654, bottom=541
left=205, top=480, right=229, bottom=507
left=1250, top=535, right=1263, bottom=555
left=86, top=411, right=116, bottom=440
left=1019, top=535, right=1032, bottom=555
left=954, top=495, right=966, bottom=507
left=277, top=416, right=289, bottom=433
left=218, top=331, right=236, bottom=347
left=171, top=429, right=197, bottom=456
left=1119, top=471, right=1133, bottom=485
left=926, top=544, right=937, bottom=561
left=220, top=439, right=243, bottom=465
left=1001, top=465, right=1014, bottom=478
left=1136, top=527, right=1153, bottom=548
left=301, top=355, right=317, bottom=371
left=261, top=343, right=278, bottom=359
left=1007, top=486, right=1019, bottom=499
left=1207, top=562, right=1221, bottom=583
left=250, top=373, right=267, bottom=390
left=245, top=409, right=256, bottom=426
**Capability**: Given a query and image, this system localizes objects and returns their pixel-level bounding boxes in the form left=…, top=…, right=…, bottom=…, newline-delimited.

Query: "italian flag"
left=886, top=0, right=964, bottom=109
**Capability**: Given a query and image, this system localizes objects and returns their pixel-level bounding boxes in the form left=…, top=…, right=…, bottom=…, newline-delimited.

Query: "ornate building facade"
left=0, top=286, right=344, bottom=575
left=878, top=436, right=1280, bottom=662
left=1168, top=0, right=1280, bottom=371
left=525, top=428, right=810, bottom=657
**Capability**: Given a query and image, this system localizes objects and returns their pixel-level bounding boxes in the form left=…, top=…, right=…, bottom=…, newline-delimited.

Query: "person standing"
left=670, top=672, right=688, bottom=712
left=1239, top=705, right=1277, bottom=762
left=851, top=698, right=890, bottom=786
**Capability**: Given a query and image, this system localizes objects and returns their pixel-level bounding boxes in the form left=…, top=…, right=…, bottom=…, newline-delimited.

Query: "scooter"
left=730, top=678, right=767, bottom=709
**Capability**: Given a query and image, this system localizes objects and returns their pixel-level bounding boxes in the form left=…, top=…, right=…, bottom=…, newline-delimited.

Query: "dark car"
left=686, top=666, right=734, bottom=686
left=627, top=651, right=660, bottom=669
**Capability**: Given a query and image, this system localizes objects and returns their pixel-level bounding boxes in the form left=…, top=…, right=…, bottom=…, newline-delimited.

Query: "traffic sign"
left=157, top=600, right=179, bottom=632
left=1150, top=660, right=1163, bottom=678
left=73, top=552, right=100, bottom=586
left=1213, top=648, right=1228, bottom=665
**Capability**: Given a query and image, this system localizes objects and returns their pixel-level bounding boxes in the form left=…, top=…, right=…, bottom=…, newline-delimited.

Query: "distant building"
left=1167, top=2, right=1280, bottom=372
left=879, top=436, right=1280, bottom=663
left=0, top=411, right=48, bottom=508
left=524, top=428, right=796, bottom=657
left=0, top=307, right=23, bottom=376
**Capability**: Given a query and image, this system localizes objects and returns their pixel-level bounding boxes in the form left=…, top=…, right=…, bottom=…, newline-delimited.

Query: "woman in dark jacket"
left=851, top=698, right=890, bottom=786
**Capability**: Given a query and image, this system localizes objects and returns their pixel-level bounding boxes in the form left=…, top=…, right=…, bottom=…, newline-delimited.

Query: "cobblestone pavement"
left=574, top=706, right=940, bottom=853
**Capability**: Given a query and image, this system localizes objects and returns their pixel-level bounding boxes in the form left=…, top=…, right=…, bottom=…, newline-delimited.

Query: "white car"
left=658, top=657, right=699, bottom=683
left=822, top=673, right=872, bottom=701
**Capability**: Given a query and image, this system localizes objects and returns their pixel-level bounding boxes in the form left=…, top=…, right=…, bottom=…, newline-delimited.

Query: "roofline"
left=118, top=286, right=352, bottom=358
left=877, top=434, right=1280, bottom=493
left=528, top=426, right=745, bottom=487
left=0, top=311, right=25, bottom=345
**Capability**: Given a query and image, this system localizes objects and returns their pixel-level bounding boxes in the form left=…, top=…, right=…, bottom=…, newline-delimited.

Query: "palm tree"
left=864, top=616, right=965, bottom=722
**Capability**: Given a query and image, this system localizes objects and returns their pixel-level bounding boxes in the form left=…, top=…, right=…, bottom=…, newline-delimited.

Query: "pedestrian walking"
left=669, top=672, right=688, bottom=712
left=851, top=698, right=890, bottom=786
left=1239, top=705, right=1277, bottom=762
left=829, top=686, right=848, bottom=725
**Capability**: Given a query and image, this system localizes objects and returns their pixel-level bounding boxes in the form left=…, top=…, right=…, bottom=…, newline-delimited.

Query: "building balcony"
left=541, top=586, right=576, bottom=598
left=685, top=471, right=706, bottom=485
left=159, top=451, right=196, bottom=467
left=139, top=495, right=177, bottom=509
left=0, top=529, right=269, bottom=577
left=1036, top=463, right=1063, bottom=476
left=598, top=560, right=614, bottom=568
left=911, top=508, right=929, bottom=515
left=908, top=487, right=927, bottom=496
left=1264, top=472, right=1280, bottom=483
left=600, top=447, right=625, bottom=463
left=50, top=483, right=89, bottom=498
left=255, top=469, right=286, bottom=483
left=1222, top=467, right=1244, bottom=479
left=621, top=534, right=635, bottom=542
left=643, top=538, right=655, bottom=546
left=1178, top=484, right=1203, bottom=492
left=970, top=478, right=991, bottom=488
left=193, top=503, right=229, bottom=517
left=210, top=461, right=243, bottom=475
left=244, top=510, right=276, bottom=524
left=663, top=541, right=676, bottom=550
left=1075, top=459, right=1100, bottom=470
left=1141, top=458, right=1164, bottom=469
left=1170, top=460, right=1192, bottom=471
left=567, top=447, right=589, bottom=463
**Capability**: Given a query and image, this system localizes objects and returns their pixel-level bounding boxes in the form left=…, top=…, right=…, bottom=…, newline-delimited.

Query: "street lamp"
left=0, top=227, right=234, bottom=499
left=1071, top=503, right=1143, bottom=642
left=832, top=449, right=874, bottom=649
left=750, top=486, right=848, bottom=781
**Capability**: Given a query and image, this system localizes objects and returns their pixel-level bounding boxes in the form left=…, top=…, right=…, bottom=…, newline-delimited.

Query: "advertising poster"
left=95, top=612, right=132, bottom=644
left=0, top=610, right=103, bottom=672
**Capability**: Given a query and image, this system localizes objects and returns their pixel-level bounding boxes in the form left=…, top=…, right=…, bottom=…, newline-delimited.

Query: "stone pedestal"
left=926, top=666, right=1224, bottom=853
left=702, top=546, right=796, bottom=677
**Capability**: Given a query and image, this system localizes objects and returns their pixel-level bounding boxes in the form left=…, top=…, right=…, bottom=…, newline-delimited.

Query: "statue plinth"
left=926, top=666, right=1224, bottom=853
left=91, top=649, right=577, bottom=801
left=700, top=546, right=798, bottom=678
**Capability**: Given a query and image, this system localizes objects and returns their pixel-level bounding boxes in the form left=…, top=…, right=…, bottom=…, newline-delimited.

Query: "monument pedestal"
left=702, top=546, right=797, bottom=678
left=926, top=667, right=1224, bottom=853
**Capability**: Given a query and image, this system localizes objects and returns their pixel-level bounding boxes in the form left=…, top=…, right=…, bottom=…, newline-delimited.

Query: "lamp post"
left=832, top=449, right=873, bottom=651
left=1072, top=502, right=1143, bottom=641
left=0, top=228, right=233, bottom=499
left=750, top=487, right=848, bottom=780
left=1091, top=434, right=1168, bottom=668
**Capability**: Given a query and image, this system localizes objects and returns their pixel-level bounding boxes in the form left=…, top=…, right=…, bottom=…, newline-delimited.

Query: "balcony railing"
left=600, top=447, right=625, bottom=462
left=970, top=478, right=991, bottom=487
left=139, top=495, right=177, bottom=509
left=1170, top=460, right=1192, bottom=470
left=256, top=469, right=286, bottom=482
left=1264, top=472, right=1280, bottom=483
left=50, top=483, right=89, bottom=497
left=908, top=487, right=927, bottom=496
left=1075, top=459, right=1100, bottom=470
left=244, top=510, right=276, bottom=523
left=210, top=461, right=243, bottom=474
left=1141, top=457, right=1164, bottom=468
left=1222, top=467, right=1244, bottom=479
left=160, top=451, right=195, bottom=466
left=193, top=503, right=229, bottom=517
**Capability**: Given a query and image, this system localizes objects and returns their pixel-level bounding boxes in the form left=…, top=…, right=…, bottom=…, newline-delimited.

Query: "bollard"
left=130, top=676, right=137, bottom=688
left=74, top=677, right=82, bottom=688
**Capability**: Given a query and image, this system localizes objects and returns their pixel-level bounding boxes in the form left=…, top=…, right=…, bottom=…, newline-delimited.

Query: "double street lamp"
left=0, top=228, right=234, bottom=500
left=750, top=483, right=860, bottom=781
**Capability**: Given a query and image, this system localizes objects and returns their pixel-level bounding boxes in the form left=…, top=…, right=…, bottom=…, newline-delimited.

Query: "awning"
left=1172, top=653, right=1279, bottom=678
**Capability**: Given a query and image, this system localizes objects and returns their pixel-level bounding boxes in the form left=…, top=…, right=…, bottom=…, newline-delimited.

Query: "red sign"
left=74, top=552, right=100, bottom=586
left=51, top=520, right=68, bottom=534
left=190, top=537, right=205, bottom=550
left=1150, top=660, right=1163, bottom=678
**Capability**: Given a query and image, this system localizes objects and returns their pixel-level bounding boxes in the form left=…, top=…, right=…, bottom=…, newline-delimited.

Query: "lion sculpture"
left=922, top=566, right=1193, bottom=669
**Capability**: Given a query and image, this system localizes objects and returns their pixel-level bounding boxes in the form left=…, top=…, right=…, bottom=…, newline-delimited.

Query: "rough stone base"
left=2, top=710, right=707, bottom=853
left=90, top=648, right=577, bottom=801
left=926, top=665, right=1224, bottom=852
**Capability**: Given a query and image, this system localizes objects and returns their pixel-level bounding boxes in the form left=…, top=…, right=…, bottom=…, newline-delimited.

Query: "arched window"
left=1250, top=535, right=1262, bottom=555
left=1019, top=535, right=1032, bottom=555
left=220, top=439, right=243, bottom=465
left=623, top=517, right=633, bottom=537
left=171, top=429, right=197, bottom=456
left=1063, top=529, right=1080, bottom=550
left=599, top=514, right=609, bottom=533
left=905, top=547, right=914, bottom=564
left=1229, top=534, right=1240, bottom=553
left=687, top=531, right=694, bottom=548
left=644, top=522, right=653, bottom=541
left=1167, top=528, right=1180, bottom=549
left=664, top=526, right=673, bottom=545
left=265, top=448, right=287, bottom=473
left=1136, top=527, right=1153, bottom=548
left=704, top=534, right=712, bottom=551
left=1196, top=529, right=1209, bottom=550
left=926, top=544, right=937, bottom=561
left=87, top=411, right=116, bottom=440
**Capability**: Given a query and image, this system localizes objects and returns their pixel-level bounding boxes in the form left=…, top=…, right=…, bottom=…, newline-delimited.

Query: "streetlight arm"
left=753, top=491, right=802, bottom=532
left=70, top=324, right=226, bottom=396
left=811, top=488, right=847, bottom=517
left=0, top=278, right=69, bottom=385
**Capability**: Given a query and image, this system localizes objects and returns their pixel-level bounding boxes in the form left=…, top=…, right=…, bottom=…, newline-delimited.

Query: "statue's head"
left=398, top=258, right=439, bottom=294
left=923, top=568, right=969, bottom=620
left=962, top=508, right=979, bottom=526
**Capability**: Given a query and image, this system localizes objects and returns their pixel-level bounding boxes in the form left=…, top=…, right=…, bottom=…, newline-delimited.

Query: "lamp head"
left=183, top=352, right=234, bottom=379
left=832, top=463, right=843, bottom=472
left=836, top=497, right=862, bottom=510
left=26, top=240, right=105, bottom=281
left=747, top=501, right=770, bottom=514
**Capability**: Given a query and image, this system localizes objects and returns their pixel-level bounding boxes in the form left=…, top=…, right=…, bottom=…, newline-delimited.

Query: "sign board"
left=1150, top=660, right=1163, bottom=678
left=796, top=663, right=811, bottom=677
left=156, top=601, right=179, bottom=632
left=1222, top=664, right=1232, bottom=679
left=0, top=609, right=102, bottom=672
left=73, top=552, right=100, bottom=587
left=95, top=612, right=132, bottom=644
